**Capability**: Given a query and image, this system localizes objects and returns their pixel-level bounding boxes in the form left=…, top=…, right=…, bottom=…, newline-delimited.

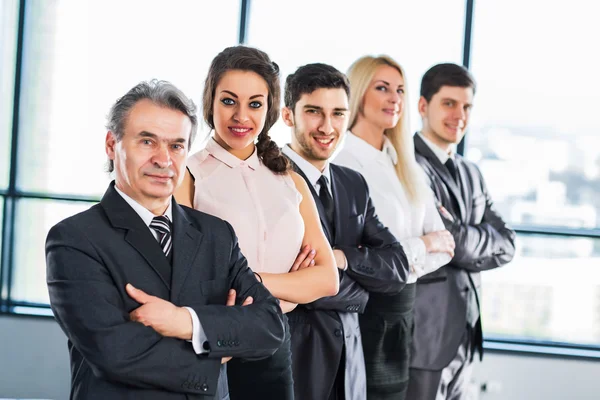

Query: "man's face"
left=283, top=87, right=349, bottom=166
left=105, top=99, right=191, bottom=209
left=419, top=85, right=474, bottom=147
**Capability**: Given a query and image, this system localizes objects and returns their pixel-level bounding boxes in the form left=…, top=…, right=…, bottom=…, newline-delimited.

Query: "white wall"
left=0, top=315, right=598, bottom=399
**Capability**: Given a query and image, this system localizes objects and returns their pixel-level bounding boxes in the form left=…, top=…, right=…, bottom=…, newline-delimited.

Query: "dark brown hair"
left=203, top=46, right=289, bottom=174
left=420, top=63, right=476, bottom=102
left=284, top=63, right=350, bottom=110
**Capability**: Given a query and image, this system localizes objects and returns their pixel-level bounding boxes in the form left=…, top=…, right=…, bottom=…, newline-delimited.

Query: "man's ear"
left=281, top=107, right=295, bottom=127
left=418, top=96, right=428, bottom=118
left=105, top=131, right=117, bottom=159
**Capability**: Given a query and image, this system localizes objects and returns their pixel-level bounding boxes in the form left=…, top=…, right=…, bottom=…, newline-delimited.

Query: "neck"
left=420, top=127, right=452, bottom=154
left=289, top=142, right=328, bottom=172
left=351, top=117, right=386, bottom=151
left=115, top=182, right=170, bottom=216
left=214, top=135, right=255, bottom=160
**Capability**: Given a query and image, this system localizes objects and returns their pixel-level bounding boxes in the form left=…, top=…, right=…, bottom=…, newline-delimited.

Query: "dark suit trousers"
left=227, top=316, right=294, bottom=400
left=361, top=283, right=416, bottom=400
left=407, top=327, right=474, bottom=400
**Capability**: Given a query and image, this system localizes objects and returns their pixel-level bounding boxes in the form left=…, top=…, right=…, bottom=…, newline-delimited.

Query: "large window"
left=467, top=0, right=600, bottom=349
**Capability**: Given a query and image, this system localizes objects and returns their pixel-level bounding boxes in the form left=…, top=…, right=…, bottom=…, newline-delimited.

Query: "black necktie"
left=150, top=215, right=173, bottom=259
left=318, top=175, right=335, bottom=236
left=445, top=158, right=459, bottom=183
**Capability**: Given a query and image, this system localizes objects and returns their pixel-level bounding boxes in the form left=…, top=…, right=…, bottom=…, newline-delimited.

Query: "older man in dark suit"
left=408, top=64, right=516, bottom=400
left=281, top=63, right=410, bottom=400
left=46, top=80, right=285, bottom=400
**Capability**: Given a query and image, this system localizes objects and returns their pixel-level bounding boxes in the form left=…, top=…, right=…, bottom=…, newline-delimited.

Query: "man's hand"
left=221, top=289, right=253, bottom=364
left=127, top=283, right=192, bottom=340
left=289, top=244, right=316, bottom=272
left=332, top=249, right=347, bottom=271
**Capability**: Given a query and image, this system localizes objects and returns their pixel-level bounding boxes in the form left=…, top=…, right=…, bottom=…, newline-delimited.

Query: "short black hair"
left=284, top=63, right=350, bottom=110
left=420, top=63, right=476, bottom=102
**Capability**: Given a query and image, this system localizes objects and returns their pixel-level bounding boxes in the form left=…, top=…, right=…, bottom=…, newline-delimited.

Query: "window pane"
left=467, top=0, right=600, bottom=230
left=16, top=0, right=239, bottom=197
left=247, top=0, right=465, bottom=145
left=11, top=199, right=92, bottom=304
left=0, top=0, right=19, bottom=189
left=482, top=233, right=600, bottom=347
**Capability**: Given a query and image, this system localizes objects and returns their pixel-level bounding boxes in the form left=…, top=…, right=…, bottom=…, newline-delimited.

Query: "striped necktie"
left=150, top=215, right=172, bottom=257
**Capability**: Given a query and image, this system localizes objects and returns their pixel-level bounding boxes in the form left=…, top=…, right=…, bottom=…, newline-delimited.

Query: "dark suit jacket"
left=46, top=182, right=285, bottom=399
left=288, top=161, right=409, bottom=400
left=412, top=134, right=516, bottom=370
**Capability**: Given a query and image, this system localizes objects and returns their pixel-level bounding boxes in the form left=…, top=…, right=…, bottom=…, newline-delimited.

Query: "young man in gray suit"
left=408, top=64, right=516, bottom=400
left=46, top=80, right=286, bottom=400
left=281, top=63, right=410, bottom=400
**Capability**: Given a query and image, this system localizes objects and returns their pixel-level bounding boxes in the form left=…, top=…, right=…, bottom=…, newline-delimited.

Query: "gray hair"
left=105, top=79, right=198, bottom=172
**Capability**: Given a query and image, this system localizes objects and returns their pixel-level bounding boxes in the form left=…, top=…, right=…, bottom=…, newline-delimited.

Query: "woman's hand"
left=289, top=244, right=317, bottom=272
left=420, top=230, right=455, bottom=258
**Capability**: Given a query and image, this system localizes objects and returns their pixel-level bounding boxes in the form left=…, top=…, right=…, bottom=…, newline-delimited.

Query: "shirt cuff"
left=183, top=306, right=209, bottom=354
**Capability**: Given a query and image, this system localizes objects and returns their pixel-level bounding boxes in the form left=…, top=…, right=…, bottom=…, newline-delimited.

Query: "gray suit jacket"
left=289, top=161, right=409, bottom=400
left=46, top=182, right=286, bottom=399
left=412, top=134, right=516, bottom=370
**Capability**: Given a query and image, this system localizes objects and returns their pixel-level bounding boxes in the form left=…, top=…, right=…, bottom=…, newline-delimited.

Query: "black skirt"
left=227, top=315, right=294, bottom=400
left=359, top=283, right=416, bottom=400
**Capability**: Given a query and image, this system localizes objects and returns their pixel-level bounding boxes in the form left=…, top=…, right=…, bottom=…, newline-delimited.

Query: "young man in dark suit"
left=408, top=63, right=516, bottom=400
left=46, top=80, right=285, bottom=400
left=280, top=63, right=410, bottom=400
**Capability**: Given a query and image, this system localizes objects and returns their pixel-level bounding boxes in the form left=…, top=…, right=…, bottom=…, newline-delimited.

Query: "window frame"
left=1, top=0, right=598, bottom=359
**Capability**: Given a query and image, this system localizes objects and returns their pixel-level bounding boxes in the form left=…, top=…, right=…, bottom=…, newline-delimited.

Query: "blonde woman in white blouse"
left=333, top=55, right=454, bottom=400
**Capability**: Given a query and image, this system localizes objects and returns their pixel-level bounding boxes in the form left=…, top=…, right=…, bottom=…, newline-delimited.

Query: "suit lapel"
left=288, top=158, right=334, bottom=242
left=455, top=157, right=473, bottom=222
left=101, top=183, right=172, bottom=290
left=414, top=135, right=467, bottom=220
left=170, top=202, right=203, bottom=302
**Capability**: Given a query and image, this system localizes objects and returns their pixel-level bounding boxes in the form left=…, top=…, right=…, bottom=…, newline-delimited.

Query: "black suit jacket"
left=288, top=160, right=409, bottom=400
left=46, top=182, right=285, bottom=399
left=412, top=134, right=516, bottom=370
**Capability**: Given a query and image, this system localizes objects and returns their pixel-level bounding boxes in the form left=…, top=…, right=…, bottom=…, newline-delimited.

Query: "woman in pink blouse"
left=175, top=46, right=338, bottom=400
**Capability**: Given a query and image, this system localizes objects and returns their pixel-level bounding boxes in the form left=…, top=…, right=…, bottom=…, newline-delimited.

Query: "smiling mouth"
left=229, top=127, right=253, bottom=137
left=383, top=109, right=398, bottom=115
left=313, top=136, right=335, bottom=147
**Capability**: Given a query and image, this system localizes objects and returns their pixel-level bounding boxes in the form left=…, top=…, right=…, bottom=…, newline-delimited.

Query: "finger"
left=242, top=296, right=253, bottom=306
left=291, top=245, right=311, bottom=272
left=299, top=249, right=316, bottom=269
left=126, top=284, right=153, bottom=305
left=225, top=289, right=236, bottom=306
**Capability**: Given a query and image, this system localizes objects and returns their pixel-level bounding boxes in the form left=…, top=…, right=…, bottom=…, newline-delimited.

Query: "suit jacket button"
left=234, top=340, right=240, bottom=346
left=195, top=383, right=202, bottom=390
left=334, top=329, right=342, bottom=337
left=217, top=340, right=223, bottom=347
left=182, top=381, right=189, bottom=389
left=201, top=383, right=209, bottom=391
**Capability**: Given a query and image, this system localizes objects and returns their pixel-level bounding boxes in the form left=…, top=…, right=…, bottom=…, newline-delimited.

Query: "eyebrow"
left=138, top=131, right=187, bottom=143
left=441, top=97, right=472, bottom=106
left=303, top=104, right=349, bottom=112
left=221, top=90, right=265, bottom=100
left=374, top=80, right=404, bottom=88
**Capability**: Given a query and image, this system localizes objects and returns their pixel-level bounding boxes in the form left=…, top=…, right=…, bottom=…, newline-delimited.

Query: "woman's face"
left=360, top=65, right=405, bottom=130
left=212, top=69, right=270, bottom=158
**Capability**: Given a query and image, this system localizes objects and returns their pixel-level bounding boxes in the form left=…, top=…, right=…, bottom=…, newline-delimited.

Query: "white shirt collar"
left=417, top=132, right=454, bottom=164
left=344, top=131, right=398, bottom=165
left=282, top=144, right=332, bottom=194
left=114, top=185, right=173, bottom=227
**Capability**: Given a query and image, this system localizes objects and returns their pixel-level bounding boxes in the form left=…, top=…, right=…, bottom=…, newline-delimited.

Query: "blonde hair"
left=347, top=55, right=427, bottom=204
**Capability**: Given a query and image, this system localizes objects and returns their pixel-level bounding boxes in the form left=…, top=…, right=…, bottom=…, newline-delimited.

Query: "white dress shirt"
left=114, top=186, right=208, bottom=354
left=417, top=132, right=454, bottom=164
left=282, top=145, right=332, bottom=195
left=333, top=132, right=451, bottom=283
